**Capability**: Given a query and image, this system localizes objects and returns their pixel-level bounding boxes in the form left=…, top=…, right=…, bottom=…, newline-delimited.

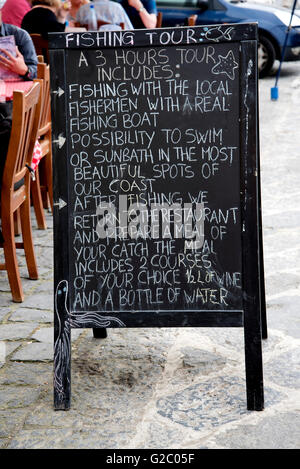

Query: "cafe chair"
left=30, top=34, right=49, bottom=63
left=0, top=82, right=42, bottom=302
left=188, top=15, right=198, bottom=26
left=31, top=63, right=53, bottom=230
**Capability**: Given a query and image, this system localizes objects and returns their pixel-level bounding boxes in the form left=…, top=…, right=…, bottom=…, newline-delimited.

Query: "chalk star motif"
left=211, top=50, right=238, bottom=80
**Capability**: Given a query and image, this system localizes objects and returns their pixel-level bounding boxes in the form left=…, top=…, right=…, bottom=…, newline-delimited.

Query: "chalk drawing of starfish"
left=211, top=50, right=239, bottom=80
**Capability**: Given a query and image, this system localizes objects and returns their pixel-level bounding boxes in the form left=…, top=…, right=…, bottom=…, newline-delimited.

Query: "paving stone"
left=213, top=412, right=300, bottom=449
left=0, top=324, right=38, bottom=341
left=156, top=377, right=284, bottom=431
left=21, top=293, right=53, bottom=310
left=24, top=404, right=88, bottom=428
left=265, top=349, right=300, bottom=389
left=0, top=280, right=11, bottom=294
left=266, top=296, right=300, bottom=339
left=0, top=386, right=42, bottom=410
left=32, top=328, right=53, bottom=343
left=59, top=430, right=129, bottom=449
left=33, top=236, right=53, bottom=249
left=265, top=273, right=300, bottom=296
left=34, top=281, right=53, bottom=293
left=32, top=327, right=83, bottom=343
left=11, top=343, right=53, bottom=362
left=136, top=421, right=204, bottom=449
left=0, top=307, right=11, bottom=322
left=195, top=328, right=245, bottom=354
left=0, top=342, right=22, bottom=366
left=180, top=347, right=230, bottom=373
left=7, top=429, right=73, bottom=449
left=7, top=428, right=127, bottom=449
left=0, top=439, right=9, bottom=449
left=9, top=308, right=52, bottom=324
left=0, top=342, right=5, bottom=369
left=0, top=409, right=28, bottom=438
left=0, top=293, right=14, bottom=308
left=0, top=362, right=51, bottom=386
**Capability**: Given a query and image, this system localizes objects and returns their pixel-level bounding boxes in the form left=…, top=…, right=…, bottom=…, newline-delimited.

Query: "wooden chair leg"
left=45, top=151, right=53, bottom=212
left=31, top=166, right=47, bottom=230
left=20, top=192, right=38, bottom=280
left=38, top=157, right=49, bottom=210
left=37, top=153, right=53, bottom=212
left=14, top=209, right=21, bottom=236
left=2, top=211, right=24, bottom=302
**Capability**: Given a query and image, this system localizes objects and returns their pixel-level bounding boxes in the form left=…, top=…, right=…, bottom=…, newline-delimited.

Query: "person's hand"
left=0, top=47, right=28, bottom=76
left=57, top=1, right=71, bottom=22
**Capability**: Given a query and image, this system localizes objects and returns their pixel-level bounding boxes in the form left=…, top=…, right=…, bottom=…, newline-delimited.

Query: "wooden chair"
left=31, top=62, right=53, bottom=230
left=156, top=12, right=163, bottom=28
left=30, top=34, right=49, bottom=63
left=13, top=55, right=45, bottom=235
left=188, top=15, right=198, bottom=26
left=0, top=82, right=42, bottom=302
left=75, top=20, right=125, bottom=30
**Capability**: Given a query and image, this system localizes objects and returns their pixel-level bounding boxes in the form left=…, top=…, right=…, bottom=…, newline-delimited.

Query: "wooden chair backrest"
left=2, top=82, right=41, bottom=193
left=30, top=34, right=49, bottom=63
left=156, top=12, right=163, bottom=28
left=75, top=20, right=125, bottom=30
left=188, top=15, right=198, bottom=26
left=37, top=62, right=51, bottom=135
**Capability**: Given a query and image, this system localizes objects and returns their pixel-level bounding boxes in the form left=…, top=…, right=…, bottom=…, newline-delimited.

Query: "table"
left=0, top=79, right=34, bottom=101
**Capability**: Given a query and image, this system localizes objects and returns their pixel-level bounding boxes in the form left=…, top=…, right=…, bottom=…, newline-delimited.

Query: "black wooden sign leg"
left=259, top=244, right=268, bottom=341
left=93, top=328, right=107, bottom=339
left=244, top=309, right=264, bottom=411
left=257, top=96, right=268, bottom=341
left=54, top=280, right=71, bottom=410
left=258, top=201, right=268, bottom=340
left=241, top=40, right=264, bottom=411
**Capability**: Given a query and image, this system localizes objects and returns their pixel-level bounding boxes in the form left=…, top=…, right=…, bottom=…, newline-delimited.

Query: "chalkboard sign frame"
left=49, top=23, right=265, bottom=412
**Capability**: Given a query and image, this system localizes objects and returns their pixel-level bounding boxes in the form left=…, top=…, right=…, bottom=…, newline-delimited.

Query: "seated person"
left=76, top=0, right=133, bottom=31
left=0, top=0, right=37, bottom=190
left=0, top=3, right=37, bottom=80
left=21, top=0, right=69, bottom=39
left=1, top=0, right=31, bottom=28
left=121, top=0, right=157, bottom=29
left=67, top=0, right=89, bottom=26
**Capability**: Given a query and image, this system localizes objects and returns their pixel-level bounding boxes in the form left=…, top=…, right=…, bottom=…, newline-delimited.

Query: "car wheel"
left=258, top=35, right=276, bottom=78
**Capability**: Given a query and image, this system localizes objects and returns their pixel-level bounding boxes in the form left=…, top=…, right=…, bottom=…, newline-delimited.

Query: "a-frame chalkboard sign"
left=49, top=23, right=266, bottom=411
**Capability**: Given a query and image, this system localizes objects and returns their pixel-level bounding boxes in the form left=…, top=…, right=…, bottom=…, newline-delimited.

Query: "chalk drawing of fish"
left=204, top=26, right=234, bottom=42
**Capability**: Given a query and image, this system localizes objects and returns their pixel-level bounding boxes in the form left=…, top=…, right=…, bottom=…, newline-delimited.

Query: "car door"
left=157, top=0, right=234, bottom=28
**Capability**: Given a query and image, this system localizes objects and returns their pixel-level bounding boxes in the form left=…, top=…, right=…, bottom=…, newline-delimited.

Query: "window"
left=157, top=0, right=200, bottom=7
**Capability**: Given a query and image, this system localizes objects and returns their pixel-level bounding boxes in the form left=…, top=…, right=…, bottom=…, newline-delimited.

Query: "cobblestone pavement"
left=0, top=61, right=299, bottom=449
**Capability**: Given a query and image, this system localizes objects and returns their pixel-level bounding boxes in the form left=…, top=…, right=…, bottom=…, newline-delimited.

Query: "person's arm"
left=14, top=29, right=38, bottom=79
left=0, top=29, right=37, bottom=80
left=128, top=0, right=157, bottom=29
left=57, top=1, right=71, bottom=24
